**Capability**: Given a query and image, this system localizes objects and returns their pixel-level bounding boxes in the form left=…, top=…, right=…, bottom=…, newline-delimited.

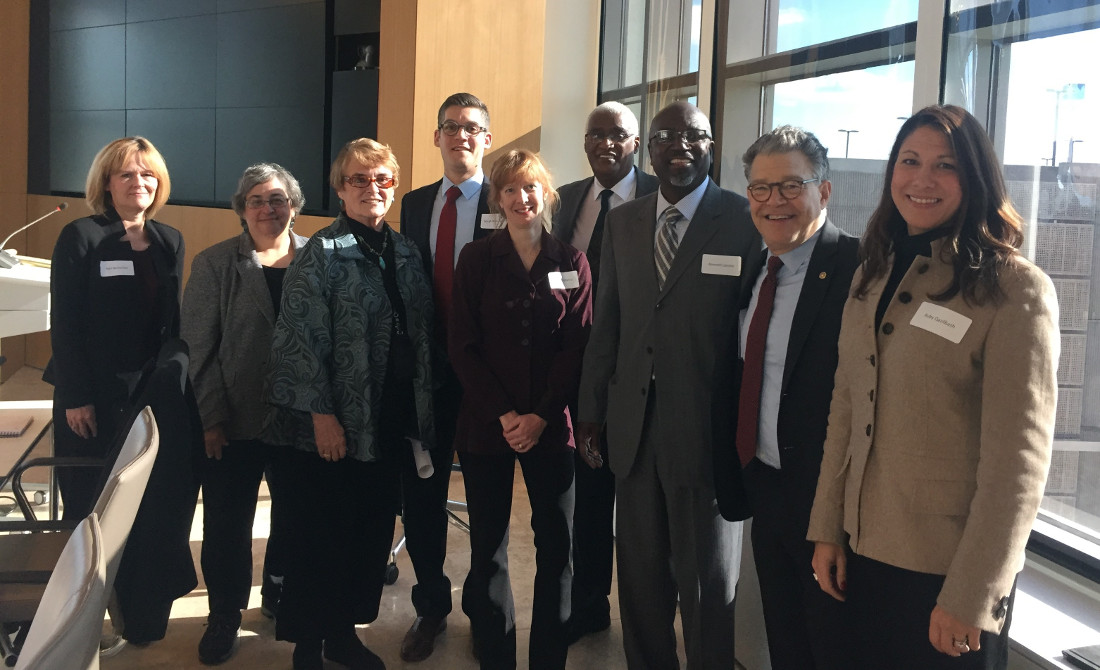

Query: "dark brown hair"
left=854, top=104, right=1024, bottom=304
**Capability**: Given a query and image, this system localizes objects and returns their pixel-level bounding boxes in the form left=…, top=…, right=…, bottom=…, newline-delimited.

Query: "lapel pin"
left=819, top=271, right=827, bottom=279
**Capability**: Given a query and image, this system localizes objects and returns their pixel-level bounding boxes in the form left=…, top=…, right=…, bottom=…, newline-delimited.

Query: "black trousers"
left=199, top=439, right=290, bottom=614
left=275, top=448, right=399, bottom=643
left=742, top=460, right=853, bottom=670
left=53, top=384, right=129, bottom=520
left=847, top=552, right=1014, bottom=670
left=570, top=435, right=615, bottom=620
left=459, top=448, right=575, bottom=670
left=399, top=377, right=460, bottom=619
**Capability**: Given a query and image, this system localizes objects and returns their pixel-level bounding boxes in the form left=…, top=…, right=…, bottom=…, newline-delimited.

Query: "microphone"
left=0, top=203, right=68, bottom=269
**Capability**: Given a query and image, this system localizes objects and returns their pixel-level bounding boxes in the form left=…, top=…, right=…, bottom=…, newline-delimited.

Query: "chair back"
left=91, top=407, right=159, bottom=587
left=15, top=514, right=106, bottom=670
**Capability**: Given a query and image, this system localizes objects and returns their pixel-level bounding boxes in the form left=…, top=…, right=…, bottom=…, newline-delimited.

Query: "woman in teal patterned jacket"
left=266, top=138, right=435, bottom=670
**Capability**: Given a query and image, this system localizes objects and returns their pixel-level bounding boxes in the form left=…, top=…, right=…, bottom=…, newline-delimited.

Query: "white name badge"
left=910, top=302, right=972, bottom=343
left=548, top=271, right=580, bottom=289
left=480, top=213, right=506, bottom=229
left=100, top=260, right=135, bottom=277
left=700, top=254, right=742, bottom=276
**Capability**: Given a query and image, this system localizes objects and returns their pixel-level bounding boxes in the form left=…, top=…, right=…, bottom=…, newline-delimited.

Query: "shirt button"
left=898, top=291, right=912, bottom=304
left=865, top=424, right=872, bottom=436
left=917, top=264, right=930, bottom=274
left=523, top=299, right=531, bottom=308
left=646, top=346, right=653, bottom=354
left=641, top=387, right=647, bottom=396
left=882, top=323, right=894, bottom=335
left=522, top=319, right=530, bottom=327
left=869, top=389, right=874, bottom=402
left=521, top=338, right=529, bottom=347
left=869, top=354, right=876, bottom=367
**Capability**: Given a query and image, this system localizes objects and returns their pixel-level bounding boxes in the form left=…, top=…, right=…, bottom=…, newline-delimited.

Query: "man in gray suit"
left=576, top=101, right=761, bottom=669
left=551, top=102, right=658, bottom=644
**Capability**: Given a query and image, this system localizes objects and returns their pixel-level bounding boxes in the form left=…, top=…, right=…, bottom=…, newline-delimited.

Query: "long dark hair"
left=854, top=105, right=1024, bottom=304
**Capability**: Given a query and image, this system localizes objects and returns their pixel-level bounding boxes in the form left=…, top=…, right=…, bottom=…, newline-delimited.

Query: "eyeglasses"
left=747, top=178, right=820, bottom=202
left=585, top=129, right=634, bottom=143
left=245, top=195, right=290, bottom=210
left=343, top=174, right=396, bottom=189
left=650, top=129, right=711, bottom=145
left=438, top=120, right=488, bottom=137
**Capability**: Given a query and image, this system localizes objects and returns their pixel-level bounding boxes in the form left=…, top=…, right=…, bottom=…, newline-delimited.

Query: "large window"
left=945, top=0, right=1100, bottom=579
left=598, top=0, right=1100, bottom=582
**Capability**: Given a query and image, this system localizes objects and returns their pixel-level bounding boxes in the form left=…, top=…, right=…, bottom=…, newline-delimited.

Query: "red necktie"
left=736, top=255, right=783, bottom=467
left=433, top=185, right=462, bottom=325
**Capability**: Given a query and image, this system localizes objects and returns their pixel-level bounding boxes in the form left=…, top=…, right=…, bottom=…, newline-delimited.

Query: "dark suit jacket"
left=577, top=179, right=761, bottom=517
left=713, top=220, right=859, bottom=522
left=449, top=231, right=592, bottom=455
left=551, top=167, right=659, bottom=288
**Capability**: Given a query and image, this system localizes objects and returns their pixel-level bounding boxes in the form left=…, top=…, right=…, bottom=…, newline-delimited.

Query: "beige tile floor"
left=1, top=366, right=689, bottom=670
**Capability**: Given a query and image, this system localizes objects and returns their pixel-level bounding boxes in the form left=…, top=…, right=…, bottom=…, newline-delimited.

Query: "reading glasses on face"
left=245, top=195, right=289, bottom=209
left=343, top=174, right=396, bottom=189
left=747, top=178, right=820, bottom=202
left=438, top=121, right=487, bottom=137
left=585, top=129, right=634, bottom=143
left=650, top=129, right=711, bottom=145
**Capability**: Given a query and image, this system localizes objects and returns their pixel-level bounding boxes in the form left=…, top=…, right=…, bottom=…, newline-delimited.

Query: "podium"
left=0, top=262, right=50, bottom=338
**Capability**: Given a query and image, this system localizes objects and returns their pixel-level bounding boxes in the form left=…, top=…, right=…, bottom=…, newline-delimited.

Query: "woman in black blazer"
left=44, top=136, right=184, bottom=520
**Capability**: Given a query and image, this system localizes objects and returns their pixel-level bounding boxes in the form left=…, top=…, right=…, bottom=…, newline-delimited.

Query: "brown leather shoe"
left=399, top=615, right=447, bottom=662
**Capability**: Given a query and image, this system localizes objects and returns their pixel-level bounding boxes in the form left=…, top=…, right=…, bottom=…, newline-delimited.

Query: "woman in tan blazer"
left=807, top=105, right=1059, bottom=669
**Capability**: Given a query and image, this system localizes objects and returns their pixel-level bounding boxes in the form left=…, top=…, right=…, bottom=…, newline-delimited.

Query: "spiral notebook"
left=0, top=415, right=33, bottom=438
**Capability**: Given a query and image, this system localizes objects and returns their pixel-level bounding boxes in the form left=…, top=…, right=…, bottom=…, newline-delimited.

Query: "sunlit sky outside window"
left=776, top=0, right=918, bottom=52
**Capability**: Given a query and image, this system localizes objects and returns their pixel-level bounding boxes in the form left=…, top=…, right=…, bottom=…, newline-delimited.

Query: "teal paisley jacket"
left=266, top=214, right=436, bottom=461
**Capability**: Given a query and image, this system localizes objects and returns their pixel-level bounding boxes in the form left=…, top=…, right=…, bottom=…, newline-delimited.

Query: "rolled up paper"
left=409, top=438, right=434, bottom=479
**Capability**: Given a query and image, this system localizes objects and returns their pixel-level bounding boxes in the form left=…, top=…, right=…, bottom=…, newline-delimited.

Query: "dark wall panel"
left=216, top=3, right=325, bottom=108
left=49, top=110, right=126, bottom=192
left=127, top=0, right=218, bottom=23
left=49, top=0, right=124, bottom=31
left=215, top=106, right=325, bottom=206
left=50, top=25, right=125, bottom=111
left=217, top=0, right=317, bottom=13
left=127, top=109, right=217, bottom=202
left=126, top=16, right=218, bottom=109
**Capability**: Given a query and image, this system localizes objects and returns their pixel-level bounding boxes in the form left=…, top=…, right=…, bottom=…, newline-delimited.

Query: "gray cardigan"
left=181, top=229, right=308, bottom=441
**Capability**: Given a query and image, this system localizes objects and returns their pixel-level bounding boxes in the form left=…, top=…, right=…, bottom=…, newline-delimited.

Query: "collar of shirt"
left=590, top=167, right=638, bottom=205
left=654, top=177, right=709, bottom=233
left=441, top=170, right=485, bottom=201
left=769, top=222, right=822, bottom=277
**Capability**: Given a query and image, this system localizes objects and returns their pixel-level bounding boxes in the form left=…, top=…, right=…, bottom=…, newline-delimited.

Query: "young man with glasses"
left=550, top=101, right=658, bottom=645
left=576, top=101, right=760, bottom=669
left=732, top=125, right=858, bottom=670
left=397, top=91, right=493, bottom=663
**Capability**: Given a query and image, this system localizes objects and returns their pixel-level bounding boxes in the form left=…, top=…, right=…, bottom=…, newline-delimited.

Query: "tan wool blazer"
left=807, top=238, right=1059, bottom=632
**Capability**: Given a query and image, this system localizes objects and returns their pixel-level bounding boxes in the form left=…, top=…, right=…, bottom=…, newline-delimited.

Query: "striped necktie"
left=656, top=205, right=683, bottom=290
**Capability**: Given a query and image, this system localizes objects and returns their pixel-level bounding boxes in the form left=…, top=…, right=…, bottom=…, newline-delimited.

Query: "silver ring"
left=952, top=636, right=970, bottom=652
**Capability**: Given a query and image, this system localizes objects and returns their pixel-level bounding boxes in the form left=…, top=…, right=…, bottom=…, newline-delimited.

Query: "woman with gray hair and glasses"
left=181, top=162, right=308, bottom=665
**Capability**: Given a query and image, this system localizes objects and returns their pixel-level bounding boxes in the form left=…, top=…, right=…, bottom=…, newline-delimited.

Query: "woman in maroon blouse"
left=449, top=149, right=593, bottom=670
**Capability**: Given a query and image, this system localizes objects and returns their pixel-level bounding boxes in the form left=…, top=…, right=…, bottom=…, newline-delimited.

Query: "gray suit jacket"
left=181, top=229, right=308, bottom=440
left=552, top=167, right=659, bottom=289
left=577, top=179, right=761, bottom=496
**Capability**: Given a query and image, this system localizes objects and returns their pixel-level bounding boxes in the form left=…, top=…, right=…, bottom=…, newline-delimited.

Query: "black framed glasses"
left=585, top=129, right=634, bottom=143
left=650, top=129, right=711, bottom=145
left=343, top=174, right=396, bottom=189
left=747, top=178, right=821, bottom=202
left=244, top=195, right=290, bottom=210
left=438, top=120, right=488, bottom=137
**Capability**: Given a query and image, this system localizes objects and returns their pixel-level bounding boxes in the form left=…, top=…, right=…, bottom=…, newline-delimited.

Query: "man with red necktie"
left=398, top=92, right=493, bottom=663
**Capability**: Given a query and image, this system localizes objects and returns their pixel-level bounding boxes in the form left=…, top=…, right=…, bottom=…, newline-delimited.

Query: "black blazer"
left=551, top=167, right=659, bottom=288
left=399, top=178, right=492, bottom=284
left=713, top=220, right=860, bottom=522
left=44, top=209, right=185, bottom=410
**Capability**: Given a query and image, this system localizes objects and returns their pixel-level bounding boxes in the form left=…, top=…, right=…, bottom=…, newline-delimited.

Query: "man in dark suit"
left=576, top=101, right=761, bottom=669
left=550, top=101, right=658, bottom=644
left=730, top=126, right=858, bottom=669
left=397, top=91, right=493, bottom=663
